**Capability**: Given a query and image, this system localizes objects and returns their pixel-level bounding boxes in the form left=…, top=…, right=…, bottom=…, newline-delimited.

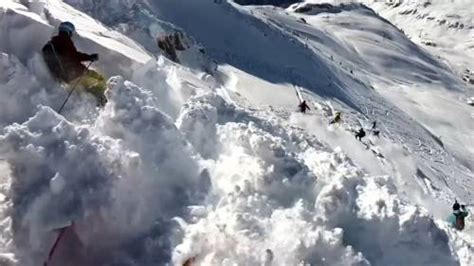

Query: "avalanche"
left=0, top=0, right=473, bottom=265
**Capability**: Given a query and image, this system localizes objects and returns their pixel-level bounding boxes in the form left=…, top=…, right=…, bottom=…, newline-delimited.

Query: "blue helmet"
left=58, top=21, right=75, bottom=36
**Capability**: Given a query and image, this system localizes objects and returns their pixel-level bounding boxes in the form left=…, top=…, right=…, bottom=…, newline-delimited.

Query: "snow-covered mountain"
left=0, top=0, right=472, bottom=265
left=234, top=0, right=301, bottom=6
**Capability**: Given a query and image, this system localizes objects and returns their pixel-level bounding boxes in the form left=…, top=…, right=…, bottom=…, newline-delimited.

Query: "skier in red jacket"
left=43, top=22, right=107, bottom=106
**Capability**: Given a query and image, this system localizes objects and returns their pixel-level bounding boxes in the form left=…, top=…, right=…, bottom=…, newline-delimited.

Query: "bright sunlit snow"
left=0, top=0, right=473, bottom=265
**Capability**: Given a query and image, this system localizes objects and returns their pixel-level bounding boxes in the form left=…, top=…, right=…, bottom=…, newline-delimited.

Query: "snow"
left=0, top=0, right=473, bottom=265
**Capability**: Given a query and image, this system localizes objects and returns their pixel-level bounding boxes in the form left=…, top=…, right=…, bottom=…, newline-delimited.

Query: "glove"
left=89, top=53, right=99, bottom=62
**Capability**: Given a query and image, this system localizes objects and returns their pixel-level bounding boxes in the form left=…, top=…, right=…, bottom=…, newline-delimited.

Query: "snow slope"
left=0, top=0, right=473, bottom=265
left=341, top=0, right=474, bottom=87
left=141, top=0, right=473, bottom=197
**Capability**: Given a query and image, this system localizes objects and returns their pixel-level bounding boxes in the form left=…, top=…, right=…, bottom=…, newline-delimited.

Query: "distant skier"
left=329, top=111, right=342, bottom=124
left=447, top=201, right=469, bottom=231
left=42, top=22, right=107, bottom=106
left=371, top=121, right=377, bottom=130
left=298, top=100, right=310, bottom=113
left=371, top=121, right=380, bottom=137
left=355, top=128, right=366, bottom=141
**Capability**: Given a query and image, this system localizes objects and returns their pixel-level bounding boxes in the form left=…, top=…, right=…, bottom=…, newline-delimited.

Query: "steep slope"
left=140, top=0, right=473, bottom=198
left=346, top=0, right=474, bottom=87
left=300, top=0, right=474, bottom=103
left=0, top=0, right=473, bottom=265
left=279, top=1, right=473, bottom=197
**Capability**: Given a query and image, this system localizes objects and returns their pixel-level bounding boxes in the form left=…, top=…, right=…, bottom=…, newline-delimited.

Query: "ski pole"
left=57, top=62, right=93, bottom=114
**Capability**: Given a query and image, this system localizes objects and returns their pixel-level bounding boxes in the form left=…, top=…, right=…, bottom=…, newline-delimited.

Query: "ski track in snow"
left=0, top=0, right=473, bottom=265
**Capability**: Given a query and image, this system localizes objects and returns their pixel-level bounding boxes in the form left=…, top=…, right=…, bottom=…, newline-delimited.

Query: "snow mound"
left=173, top=92, right=469, bottom=265
left=173, top=112, right=464, bottom=265
left=0, top=106, right=118, bottom=264
left=0, top=53, right=53, bottom=128
left=316, top=174, right=458, bottom=266
left=0, top=76, right=213, bottom=264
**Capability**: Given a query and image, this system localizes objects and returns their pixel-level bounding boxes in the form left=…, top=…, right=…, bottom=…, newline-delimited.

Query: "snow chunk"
left=49, top=172, right=65, bottom=194
left=173, top=191, right=369, bottom=266
left=0, top=106, right=119, bottom=263
left=176, top=93, right=229, bottom=159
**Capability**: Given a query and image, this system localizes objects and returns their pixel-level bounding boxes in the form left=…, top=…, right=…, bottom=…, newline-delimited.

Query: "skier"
left=447, top=201, right=469, bottom=231
left=355, top=128, right=366, bottom=141
left=42, top=22, right=107, bottom=106
left=329, top=111, right=342, bottom=124
left=298, top=100, right=310, bottom=113
left=371, top=121, right=377, bottom=130
left=371, top=121, right=380, bottom=137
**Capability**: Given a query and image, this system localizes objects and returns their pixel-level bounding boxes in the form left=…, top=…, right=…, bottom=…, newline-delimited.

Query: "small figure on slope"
left=298, top=100, right=310, bottom=113
left=371, top=121, right=380, bottom=137
left=42, top=22, right=107, bottom=106
left=447, top=201, right=469, bottom=231
left=329, top=111, right=342, bottom=125
left=355, top=128, right=366, bottom=141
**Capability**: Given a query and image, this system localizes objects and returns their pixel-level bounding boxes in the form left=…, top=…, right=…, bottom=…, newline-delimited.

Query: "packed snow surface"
left=0, top=0, right=473, bottom=265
